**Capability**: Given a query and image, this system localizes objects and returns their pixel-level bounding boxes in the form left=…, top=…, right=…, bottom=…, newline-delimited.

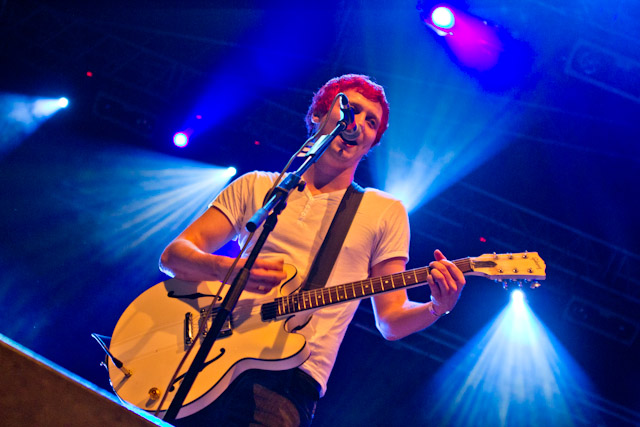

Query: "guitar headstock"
left=468, top=252, right=546, bottom=288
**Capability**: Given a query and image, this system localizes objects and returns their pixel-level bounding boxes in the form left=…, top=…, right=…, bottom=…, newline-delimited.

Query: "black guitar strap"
left=302, top=181, right=365, bottom=291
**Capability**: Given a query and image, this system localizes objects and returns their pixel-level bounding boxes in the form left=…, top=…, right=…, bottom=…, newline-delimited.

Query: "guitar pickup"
left=199, top=308, right=233, bottom=340
left=184, top=309, right=232, bottom=347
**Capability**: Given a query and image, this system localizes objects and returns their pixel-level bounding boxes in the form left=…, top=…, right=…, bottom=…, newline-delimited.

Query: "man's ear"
left=311, top=115, right=320, bottom=124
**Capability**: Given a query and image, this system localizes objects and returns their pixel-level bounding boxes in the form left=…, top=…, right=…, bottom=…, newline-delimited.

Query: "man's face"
left=313, top=89, right=383, bottom=171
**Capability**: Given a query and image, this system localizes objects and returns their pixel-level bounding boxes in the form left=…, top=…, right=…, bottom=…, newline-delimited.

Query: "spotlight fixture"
left=431, top=6, right=455, bottom=30
left=173, top=132, right=189, bottom=148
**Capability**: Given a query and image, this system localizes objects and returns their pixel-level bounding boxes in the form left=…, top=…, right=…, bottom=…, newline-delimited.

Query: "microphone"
left=339, top=94, right=361, bottom=142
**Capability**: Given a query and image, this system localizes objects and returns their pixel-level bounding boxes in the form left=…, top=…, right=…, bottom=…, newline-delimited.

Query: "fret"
left=403, top=272, right=413, bottom=286
left=374, top=276, right=383, bottom=293
left=401, top=271, right=407, bottom=288
left=413, top=269, right=418, bottom=285
left=363, top=279, right=371, bottom=295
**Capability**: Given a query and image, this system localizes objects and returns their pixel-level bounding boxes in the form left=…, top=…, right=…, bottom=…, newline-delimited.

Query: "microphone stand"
left=162, top=118, right=349, bottom=423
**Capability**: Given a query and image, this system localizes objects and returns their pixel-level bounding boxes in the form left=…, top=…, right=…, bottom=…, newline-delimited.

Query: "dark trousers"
left=171, top=369, right=320, bottom=426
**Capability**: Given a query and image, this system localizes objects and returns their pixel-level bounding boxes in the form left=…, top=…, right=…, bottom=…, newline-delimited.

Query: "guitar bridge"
left=184, top=312, right=194, bottom=347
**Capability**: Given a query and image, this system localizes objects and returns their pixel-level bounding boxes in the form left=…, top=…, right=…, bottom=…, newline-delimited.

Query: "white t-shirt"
left=211, top=171, right=410, bottom=395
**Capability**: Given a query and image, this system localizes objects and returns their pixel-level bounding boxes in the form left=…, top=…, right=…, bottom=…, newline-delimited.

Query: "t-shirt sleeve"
left=209, top=172, right=258, bottom=236
left=370, top=199, right=410, bottom=267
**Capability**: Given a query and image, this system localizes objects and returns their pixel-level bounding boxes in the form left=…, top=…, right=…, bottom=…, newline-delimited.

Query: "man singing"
left=160, top=74, right=466, bottom=426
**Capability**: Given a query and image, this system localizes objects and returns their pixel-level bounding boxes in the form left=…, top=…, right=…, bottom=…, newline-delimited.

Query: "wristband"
left=429, top=296, right=450, bottom=318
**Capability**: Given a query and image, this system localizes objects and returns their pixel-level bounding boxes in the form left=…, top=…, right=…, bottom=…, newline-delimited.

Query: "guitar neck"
left=261, top=258, right=475, bottom=321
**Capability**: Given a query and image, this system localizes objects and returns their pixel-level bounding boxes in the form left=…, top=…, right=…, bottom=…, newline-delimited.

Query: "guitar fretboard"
left=260, top=258, right=474, bottom=321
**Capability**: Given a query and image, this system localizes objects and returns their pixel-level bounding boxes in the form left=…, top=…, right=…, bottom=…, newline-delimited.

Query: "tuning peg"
left=508, top=253, right=513, bottom=259
left=530, top=282, right=541, bottom=289
left=493, top=252, right=498, bottom=259
left=522, top=251, right=528, bottom=259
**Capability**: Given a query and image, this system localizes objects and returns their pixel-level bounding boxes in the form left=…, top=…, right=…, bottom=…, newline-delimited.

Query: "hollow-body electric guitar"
left=107, top=252, right=545, bottom=419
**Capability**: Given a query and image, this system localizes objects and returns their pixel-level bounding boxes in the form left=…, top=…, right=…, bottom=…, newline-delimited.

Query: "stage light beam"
left=1, top=94, right=70, bottom=159
left=421, top=291, right=598, bottom=425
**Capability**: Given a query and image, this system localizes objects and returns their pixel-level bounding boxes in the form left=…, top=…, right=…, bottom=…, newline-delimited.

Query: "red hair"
left=305, top=74, right=390, bottom=145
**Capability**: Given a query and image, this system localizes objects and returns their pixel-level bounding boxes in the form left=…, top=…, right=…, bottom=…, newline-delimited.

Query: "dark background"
left=1, top=1, right=639, bottom=425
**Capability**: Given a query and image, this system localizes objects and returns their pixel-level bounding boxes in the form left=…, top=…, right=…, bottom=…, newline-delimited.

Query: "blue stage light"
left=173, top=132, right=189, bottom=148
left=510, top=288, right=525, bottom=306
left=58, top=97, right=69, bottom=108
left=225, top=166, right=237, bottom=177
left=422, top=291, right=597, bottom=425
left=1, top=94, right=70, bottom=159
left=432, top=6, right=455, bottom=29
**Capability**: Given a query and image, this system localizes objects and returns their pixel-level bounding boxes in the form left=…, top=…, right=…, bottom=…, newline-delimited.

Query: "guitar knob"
left=148, top=387, right=162, bottom=401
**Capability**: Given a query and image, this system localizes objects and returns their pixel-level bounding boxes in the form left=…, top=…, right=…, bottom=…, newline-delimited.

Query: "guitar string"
left=269, top=255, right=544, bottom=318
left=273, top=258, right=472, bottom=317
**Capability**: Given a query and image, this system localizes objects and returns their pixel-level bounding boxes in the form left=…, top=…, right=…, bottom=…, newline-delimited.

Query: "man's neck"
left=302, top=163, right=355, bottom=196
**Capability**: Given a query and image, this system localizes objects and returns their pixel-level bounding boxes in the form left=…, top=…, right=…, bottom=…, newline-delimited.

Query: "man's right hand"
left=235, top=257, right=287, bottom=294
